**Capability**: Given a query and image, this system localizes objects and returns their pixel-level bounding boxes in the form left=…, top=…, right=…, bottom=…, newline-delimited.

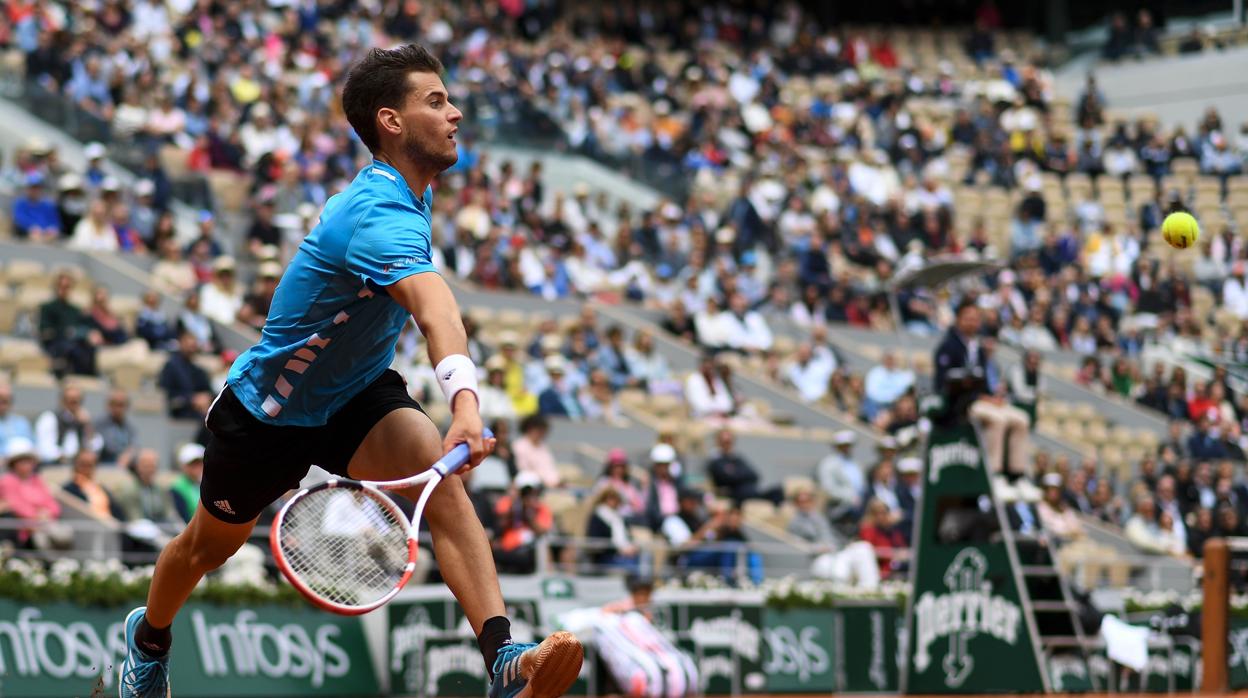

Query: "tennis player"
left=118, top=44, right=583, bottom=698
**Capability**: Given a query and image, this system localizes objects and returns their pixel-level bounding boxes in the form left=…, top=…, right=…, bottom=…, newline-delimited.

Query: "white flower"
left=29, top=573, right=47, bottom=587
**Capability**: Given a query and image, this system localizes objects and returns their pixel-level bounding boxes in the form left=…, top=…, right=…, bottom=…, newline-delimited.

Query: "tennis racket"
left=270, top=428, right=493, bottom=615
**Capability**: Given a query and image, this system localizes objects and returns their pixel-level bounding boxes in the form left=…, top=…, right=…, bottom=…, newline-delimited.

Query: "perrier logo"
left=913, top=549, right=1022, bottom=688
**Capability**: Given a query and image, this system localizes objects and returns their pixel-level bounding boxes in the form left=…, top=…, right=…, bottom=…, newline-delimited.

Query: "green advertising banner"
left=0, top=600, right=376, bottom=698
left=838, top=603, right=900, bottom=693
left=388, top=598, right=586, bottom=698
left=654, top=601, right=764, bottom=695
left=762, top=608, right=835, bottom=693
left=1229, top=617, right=1248, bottom=689
left=904, top=423, right=1047, bottom=694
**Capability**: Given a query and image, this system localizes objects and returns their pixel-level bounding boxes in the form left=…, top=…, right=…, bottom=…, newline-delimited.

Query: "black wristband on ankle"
left=135, top=615, right=173, bottom=658
left=477, top=616, right=512, bottom=678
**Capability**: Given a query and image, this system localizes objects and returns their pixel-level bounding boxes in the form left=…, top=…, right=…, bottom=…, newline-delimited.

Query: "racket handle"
left=431, top=427, right=494, bottom=478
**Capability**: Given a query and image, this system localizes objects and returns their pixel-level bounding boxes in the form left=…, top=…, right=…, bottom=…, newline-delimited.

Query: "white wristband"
left=435, top=354, right=479, bottom=410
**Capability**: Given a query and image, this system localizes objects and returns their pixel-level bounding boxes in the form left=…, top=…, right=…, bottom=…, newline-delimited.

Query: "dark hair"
left=955, top=298, right=978, bottom=316
left=519, top=414, right=549, bottom=434
left=342, top=44, right=444, bottom=153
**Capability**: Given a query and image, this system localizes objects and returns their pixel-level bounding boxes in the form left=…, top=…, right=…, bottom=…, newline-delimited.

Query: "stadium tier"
left=0, top=1, right=1247, bottom=696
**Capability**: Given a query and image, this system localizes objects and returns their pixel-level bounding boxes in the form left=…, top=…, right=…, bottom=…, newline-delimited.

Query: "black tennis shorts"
left=201, top=368, right=426, bottom=524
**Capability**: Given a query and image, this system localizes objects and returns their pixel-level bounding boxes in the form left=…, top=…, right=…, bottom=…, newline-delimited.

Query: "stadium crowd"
left=0, top=0, right=1247, bottom=584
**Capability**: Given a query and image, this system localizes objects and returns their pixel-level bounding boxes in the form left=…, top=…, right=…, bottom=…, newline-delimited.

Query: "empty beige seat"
left=4, top=259, right=46, bottom=286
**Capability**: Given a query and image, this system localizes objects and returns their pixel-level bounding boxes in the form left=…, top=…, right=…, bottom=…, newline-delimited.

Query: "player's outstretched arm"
left=387, top=272, right=494, bottom=466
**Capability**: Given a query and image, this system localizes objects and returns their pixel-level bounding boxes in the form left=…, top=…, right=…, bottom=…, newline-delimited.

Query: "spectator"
left=866, top=459, right=904, bottom=520
left=169, top=443, right=204, bottom=523
left=34, top=383, right=99, bottom=465
left=246, top=197, right=281, bottom=258
left=817, top=430, right=865, bottom=521
left=585, top=488, right=642, bottom=575
left=863, top=351, right=916, bottom=421
left=0, top=384, right=33, bottom=456
left=685, top=353, right=735, bottom=421
left=858, top=498, right=909, bottom=580
left=198, top=256, right=244, bottom=326
left=12, top=172, right=60, bottom=240
left=706, top=429, right=783, bottom=505
left=680, top=505, right=762, bottom=585
left=1008, top=350, right=1045, bottom=424
left=1036, top=472, right=1084, bottom=543
left=788, top=488, right=880, bottom=588
left=151, top=238, right=198, bottom=296
left=177, top=291, right=218, bottom=355
left=624, top=330, right=679, bottom=394
left=61, top=449, right=124, bottom=523
left=236, top=261, right=282, bottom=329
left=934, top=301, right=1030, bottom=476
left=492, top=472, right=552, bottom=575
left=644, top=444, right=683, bottom=531
left=784, top=342, right=835, bottom=403
left=592, top=448, right=646, bottom=521
left=512, top=414, right=561, bottom=489
left=1125, top=495, right=1181, bottom=556
left=158, top=331, right=214, bottom=420
left=136, top=290, right=176, bottom=351
left=716, top=292, right=773, bottom=354
left=87, top=286, right=129, bottom=346
left=895, top=457, right=922, bottom=536
left=94, top=389, right=137, bottom=467
left=537, top=356, right=584, bottom=419
left=0, top=437, right=62, bottom=547
left=68, top=199, right=119, bottom=252
left=594, top=325, right=637, bottom=391
left=39, top=271, right=99, bottom=377
left=578, top=369, right=623, bottom=424
left=1188, top=507, right=1216, bottom=558
left=116, top=448, right=177, bottom=525
left=1224, top=262, right=1248, bottom=320
left=477, top=357, right=518, bottom=423
left=1188, top=415, right=1227, bottom=460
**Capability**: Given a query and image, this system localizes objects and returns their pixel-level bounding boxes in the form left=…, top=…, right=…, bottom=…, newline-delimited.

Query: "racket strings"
left=277, top=488, right=410, bottom=608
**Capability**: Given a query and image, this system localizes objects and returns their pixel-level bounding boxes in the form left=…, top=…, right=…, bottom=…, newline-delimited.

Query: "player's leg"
left=345, top=406, right=507, bottom=632
left=120, top=385, right=303, bottom=698
left=341, top=384, right=582, bottom=697
left=143, top=505, right=258, bottom=628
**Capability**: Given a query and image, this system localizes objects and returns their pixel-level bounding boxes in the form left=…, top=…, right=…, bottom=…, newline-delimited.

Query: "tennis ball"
left=1161, top=211, right=1200, bottom=250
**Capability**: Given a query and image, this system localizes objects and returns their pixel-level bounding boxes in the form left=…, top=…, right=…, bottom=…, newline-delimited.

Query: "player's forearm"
left=389, top=272, right=469, bottom=365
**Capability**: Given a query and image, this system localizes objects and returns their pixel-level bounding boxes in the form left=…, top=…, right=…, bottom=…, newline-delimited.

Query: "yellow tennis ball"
left=1162, top=211, right=1200, bottom=250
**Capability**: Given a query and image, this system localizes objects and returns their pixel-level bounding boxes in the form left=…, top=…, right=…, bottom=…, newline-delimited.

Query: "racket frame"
left=270, top=433, right=486, bottom=615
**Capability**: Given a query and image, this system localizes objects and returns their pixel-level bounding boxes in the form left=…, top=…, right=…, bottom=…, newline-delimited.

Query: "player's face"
left=400, top=71, right=462, bottom=172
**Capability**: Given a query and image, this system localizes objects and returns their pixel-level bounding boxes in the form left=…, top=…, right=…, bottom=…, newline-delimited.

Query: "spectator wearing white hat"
left=817, top=430, right=864, bottom=521
left=895, top=457, right=923, bottom=536
left=0, top=437, right=61, bottom=546
left=643, top=444, right=682, bottom=530
left=83, top=142, right=108, bottom=188
left=170, top=443, right=204, bottom=523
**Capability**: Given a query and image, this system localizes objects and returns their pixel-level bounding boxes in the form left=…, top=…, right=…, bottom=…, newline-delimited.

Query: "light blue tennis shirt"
left=227, top=160, right=437, bottom=426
